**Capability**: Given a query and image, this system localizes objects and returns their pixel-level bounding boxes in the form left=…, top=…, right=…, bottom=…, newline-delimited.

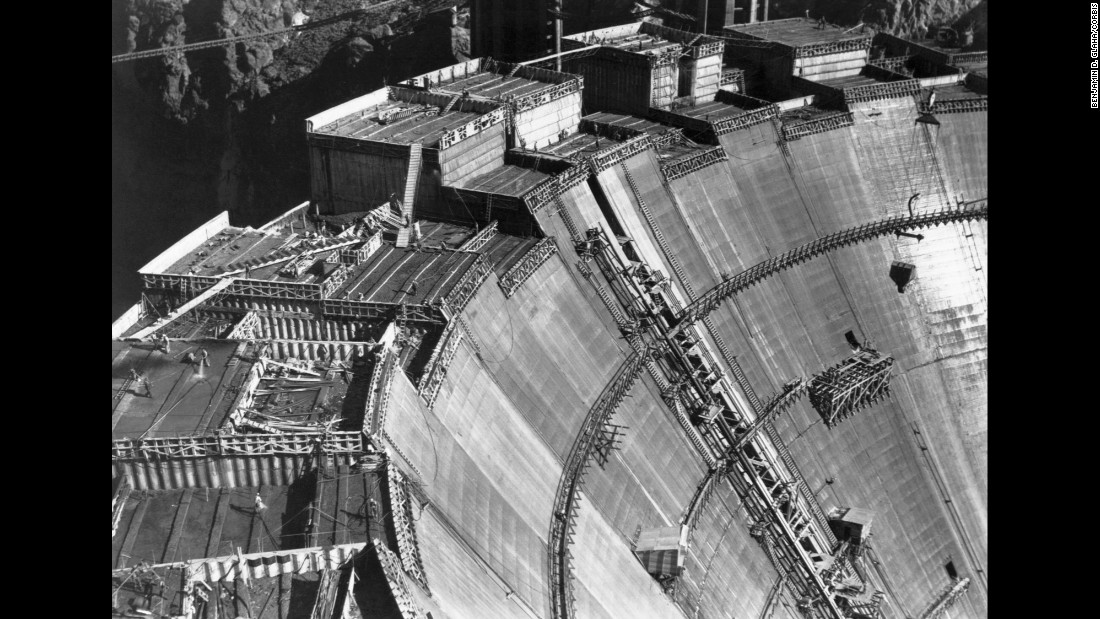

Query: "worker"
left=158, top=333, right=171, bottom=354
left=198, top=347, right=209, bottom=367
left=928, top=88, right=937, bottom=109
left=254, top=492, right=267, bottom=514
left=367, top=497, right=379, bottom=519
left=408, top=280, right=419, bottom=296
left=817, top=16, right=827, bottom=30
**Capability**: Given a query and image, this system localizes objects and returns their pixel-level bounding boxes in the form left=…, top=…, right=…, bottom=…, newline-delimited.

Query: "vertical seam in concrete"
left=162, top=488, right=195, bottom=563
left=116, top=497, right=148, bottom=569
left=206, top=487, right=231, bottom=559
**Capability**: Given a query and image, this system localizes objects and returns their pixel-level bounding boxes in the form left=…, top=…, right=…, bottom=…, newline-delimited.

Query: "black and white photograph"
left=112, top=2, right=988, bottom=617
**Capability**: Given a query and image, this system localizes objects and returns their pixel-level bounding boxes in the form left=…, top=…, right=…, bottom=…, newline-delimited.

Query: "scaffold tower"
left=808, top=350, right=894, bottom=427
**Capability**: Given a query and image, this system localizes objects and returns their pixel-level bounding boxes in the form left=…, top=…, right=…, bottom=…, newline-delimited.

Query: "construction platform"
left=113, top=17, right=989, bottom=619
left=723, top=17, right=874, bottom=49
left=113, top=466, right=385, bottom=564
left=565, top=21, right=675, bottom=54
left=454, top=164, right=550, bottom=196
left=328, top=243, right=479, bottom=304
left=672, top=96, right=763, bottom=122
left=312, top=98, right=495, bottom=148
left=402, top=57, right=575, bottom=102
left=112, top=340, right=254, bottom=439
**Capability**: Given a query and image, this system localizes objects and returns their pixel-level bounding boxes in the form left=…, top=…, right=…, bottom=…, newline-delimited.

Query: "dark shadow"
left=889, top=261, right=916, bottom=293
left=286, top=575, right=322, bottom=619
left=281, top=471, right=318, bottom=550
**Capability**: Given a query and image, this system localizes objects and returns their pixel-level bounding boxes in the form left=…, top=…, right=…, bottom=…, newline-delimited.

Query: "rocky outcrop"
left=767, top=0, right=986, bottom=42
left=113, top=0, right=468, bottom=223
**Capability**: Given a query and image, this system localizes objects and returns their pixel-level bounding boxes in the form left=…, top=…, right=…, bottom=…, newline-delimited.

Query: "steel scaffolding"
left=807, top=350, right=894, bottom=428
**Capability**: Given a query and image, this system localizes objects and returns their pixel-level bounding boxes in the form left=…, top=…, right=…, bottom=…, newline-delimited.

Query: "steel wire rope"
left=474, top=268, right=516, bottom=366
left=413, top=367, right=442, bottom=484
left=232, top=472, right=385, bottom=547
left=718, top=134, right=782, bottom=163
left=451, top=188, right=481, bottom=234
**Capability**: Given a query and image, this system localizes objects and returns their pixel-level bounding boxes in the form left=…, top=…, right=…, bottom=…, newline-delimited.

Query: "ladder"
left=114, top=377, right=135, bottom=402
left=440, top=94, right=461, bottom=114
left=396, top=143, right=422, bottom=248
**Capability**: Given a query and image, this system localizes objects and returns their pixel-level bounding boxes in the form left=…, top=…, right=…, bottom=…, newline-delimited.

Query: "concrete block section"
left=414, top=507, right=545, bottom=619
left=383, top=367, right=555, bottom=613
left=570, top=490, right=685, bottom=619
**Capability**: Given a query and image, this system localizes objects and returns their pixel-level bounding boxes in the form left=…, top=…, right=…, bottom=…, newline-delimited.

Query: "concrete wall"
left=514, top=92, right=582, bottom=150
left=441, top=123, right=507, bottom=186
left=691, top=53, right=724, bottom=101
left=414, top=507, right=541, bottom=618
left=139, top=211, right=230, bottom=274
left=304, top=88, right=389, bottom=132
left=679, top=109, right=985, bottom=616
left=931, top=111, right=988, bottom=203
left=461, top=255, right=626, bottom=458
left=384, top=361, right=556, bottom=616
left=115, top=454, right=341, bottom=491
left=537, top=104, right=989, bottom=616
left=794, top=50, right=869, bottom=82
left=309, top=143, right=410, bottom=214
left=846, top=98, right=953, bottom=211
left=564, top=55, right=652, bottom=116
left=651, top=63, right=678, bottom=108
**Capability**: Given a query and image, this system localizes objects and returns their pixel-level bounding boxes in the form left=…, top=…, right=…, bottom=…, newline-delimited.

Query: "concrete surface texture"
left=389, top=103, right=987, bottom=617
left=113, top=25, right=987, bottom=616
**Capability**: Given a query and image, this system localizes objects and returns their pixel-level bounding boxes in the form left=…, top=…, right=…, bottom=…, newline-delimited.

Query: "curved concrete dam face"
left=114, top=48, right=987, bottom=619
left=379, top=97, right=986, bottom=618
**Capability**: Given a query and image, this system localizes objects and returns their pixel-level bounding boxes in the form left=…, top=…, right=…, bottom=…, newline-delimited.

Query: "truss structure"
left=366, top=348, right=399, bottom=436
left=111, top=432, right=363, bottom=461
left=591, top=422, right=628, bottom=467
left=669, top=199, right=990, bottom=338
left=459, top=220, right=499, bottom=252
left=418, top=320, right=462, bottom=410
left=918, top=578, right=970, bottom=619
left=842, top=79, right=922, bottom=104
left=661, top=146, right=729, bottom=182
left=386, top=462, right=430, bottom=591
left=783, top=113, right=855, bottom=142
left=549, top=342, right=649, bottom=619
left=808, top=350, right=894, bottom=428
left=561, top=226, right=886, bottom=619
left=374, top=540, right=430, bottom=618
left=498, top=237, right=559, bottom=298
left=442, top=253, right=492, bottom=315
left=224, top=311, right=259, bottom=340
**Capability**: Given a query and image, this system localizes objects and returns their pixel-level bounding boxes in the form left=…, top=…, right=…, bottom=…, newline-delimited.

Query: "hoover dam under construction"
left=111, top=7, right=988, bottom=619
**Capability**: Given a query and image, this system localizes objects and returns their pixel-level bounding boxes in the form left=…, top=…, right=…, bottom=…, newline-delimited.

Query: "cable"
left=110, top=2, right=405, bottom=63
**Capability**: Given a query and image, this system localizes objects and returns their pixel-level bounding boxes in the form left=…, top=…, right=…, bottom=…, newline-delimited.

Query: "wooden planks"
left=206, top=488, right=231, bottom=559
left=161, top=488, right=195, bottom=563
left=116, top=499, right=149, bottom=569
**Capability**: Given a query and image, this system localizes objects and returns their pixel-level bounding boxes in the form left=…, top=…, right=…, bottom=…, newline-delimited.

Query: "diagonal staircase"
left=396, top=143, right=422, bottom=248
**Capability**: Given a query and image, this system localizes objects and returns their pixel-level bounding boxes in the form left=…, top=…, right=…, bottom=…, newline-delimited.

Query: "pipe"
left=554, top=0, right=563, bottom=71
